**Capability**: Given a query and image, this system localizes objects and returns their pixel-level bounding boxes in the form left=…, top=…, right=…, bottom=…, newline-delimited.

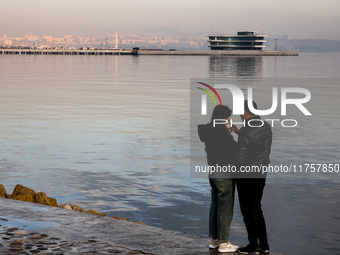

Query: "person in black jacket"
left=198, top=105, right=239, bottom=253
left=230, top=100, right=272, bottom=255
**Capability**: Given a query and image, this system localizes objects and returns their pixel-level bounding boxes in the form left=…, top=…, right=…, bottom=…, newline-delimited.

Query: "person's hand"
left=229, top=124, right=239, bottom=134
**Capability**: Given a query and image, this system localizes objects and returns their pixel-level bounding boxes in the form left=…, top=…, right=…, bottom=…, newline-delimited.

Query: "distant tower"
left=115, top=32, right=118, bottom=49
left=105, top=38, right=108, bottom=50
left=275, top=39, right=277, bottom=51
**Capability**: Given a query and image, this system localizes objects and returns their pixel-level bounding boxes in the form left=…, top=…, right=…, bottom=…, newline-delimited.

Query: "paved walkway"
left=0, top=198, right=281, bottom=255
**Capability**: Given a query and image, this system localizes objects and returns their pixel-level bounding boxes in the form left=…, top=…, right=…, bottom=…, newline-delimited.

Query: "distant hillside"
left=266, top=38, right=340, bottom=52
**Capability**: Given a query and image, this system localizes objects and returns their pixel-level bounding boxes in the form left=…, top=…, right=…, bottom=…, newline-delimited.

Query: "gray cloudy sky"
left=1, top=0, right=339, bottom=39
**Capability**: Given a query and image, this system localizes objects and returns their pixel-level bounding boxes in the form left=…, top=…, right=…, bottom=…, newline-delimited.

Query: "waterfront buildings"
left=0, top=33, right=208, bottom=50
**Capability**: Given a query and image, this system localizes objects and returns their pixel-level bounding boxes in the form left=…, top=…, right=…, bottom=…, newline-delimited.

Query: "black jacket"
left=198, top=123, right=237, bottom=167
left=237, top=115, right=272, bottom=166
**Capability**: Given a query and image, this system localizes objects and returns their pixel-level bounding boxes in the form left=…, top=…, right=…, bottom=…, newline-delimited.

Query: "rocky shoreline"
left=0, top=184, right=145, bottom=225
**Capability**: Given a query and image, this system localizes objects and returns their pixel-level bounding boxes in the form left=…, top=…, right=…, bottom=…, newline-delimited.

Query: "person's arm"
left=229, top=124, right=239, bottom=134
left=198, top=124, right=209, bottom=142
left=236, top=132, right=250, bottom=166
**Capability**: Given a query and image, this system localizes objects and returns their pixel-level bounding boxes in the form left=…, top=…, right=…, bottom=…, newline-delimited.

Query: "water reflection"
left=209, top=56, right=263, bottom=77
left=0, top=216, right=87, bottom=240
left=0, top=53, right=340, bottom=255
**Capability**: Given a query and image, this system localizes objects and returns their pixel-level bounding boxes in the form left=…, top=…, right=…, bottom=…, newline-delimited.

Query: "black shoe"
left=237, top=244, right=261, bottom=255
left=259, top=243, right=270, bottom=254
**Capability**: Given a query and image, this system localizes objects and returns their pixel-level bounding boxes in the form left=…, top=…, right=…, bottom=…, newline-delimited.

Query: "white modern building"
left=207, top=31, right=267, bottom=50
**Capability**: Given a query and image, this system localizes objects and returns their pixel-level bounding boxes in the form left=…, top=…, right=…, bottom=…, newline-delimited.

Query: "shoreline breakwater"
left=0, top=186, right=283, bottom=254
left=0, top=184, right=145, bottom=225
left=0, top=48, right=298, bottom=56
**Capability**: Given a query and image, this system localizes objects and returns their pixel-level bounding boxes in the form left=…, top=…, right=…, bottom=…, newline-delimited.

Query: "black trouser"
left=236, top=178, right=268, bottom=246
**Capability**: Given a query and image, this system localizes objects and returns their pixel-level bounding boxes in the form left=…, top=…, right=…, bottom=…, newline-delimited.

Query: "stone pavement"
left=0, top=198, right=281, bottom=255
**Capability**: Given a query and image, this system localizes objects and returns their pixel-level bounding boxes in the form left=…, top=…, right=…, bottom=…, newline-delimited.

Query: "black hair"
left=210, top=105, right=232, bottom=123
left=244, top=100, right=257, bottom=115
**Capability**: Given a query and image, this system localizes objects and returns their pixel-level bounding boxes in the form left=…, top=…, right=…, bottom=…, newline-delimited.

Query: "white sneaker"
left=218, top=242, right=239, bottom=253
left=209, top=239, right=219, bottom=249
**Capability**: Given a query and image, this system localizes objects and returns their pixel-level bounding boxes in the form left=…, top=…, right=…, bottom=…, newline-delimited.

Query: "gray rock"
left=59, top=204, right=86, bottom=213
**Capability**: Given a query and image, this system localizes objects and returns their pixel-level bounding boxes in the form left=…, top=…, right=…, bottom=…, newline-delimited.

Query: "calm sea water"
left=0, top=53, right=339, bottom=255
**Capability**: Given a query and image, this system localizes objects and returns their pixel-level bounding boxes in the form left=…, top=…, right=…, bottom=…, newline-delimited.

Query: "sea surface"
left=0, top=52, right=339, bottom=255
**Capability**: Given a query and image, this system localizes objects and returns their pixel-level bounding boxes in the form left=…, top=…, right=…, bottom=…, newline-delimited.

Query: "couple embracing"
left=198, top=101, right=272, bottom=255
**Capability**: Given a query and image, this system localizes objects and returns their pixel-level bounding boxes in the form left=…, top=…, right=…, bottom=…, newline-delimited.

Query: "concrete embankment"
left=0, top=185, right=282, bottom=254
left=137, top=50, right=298, bottom=56
left=0, top=197, right=283, bottom=255
left=0, top=49, right=135, bottom=55
left=0, top=48, right=298, bottom=56
left=0, top=197, right=211, bottom=254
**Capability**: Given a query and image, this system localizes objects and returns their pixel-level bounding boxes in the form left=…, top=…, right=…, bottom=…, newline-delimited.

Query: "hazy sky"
left=1, top=0, right=340, bottom=39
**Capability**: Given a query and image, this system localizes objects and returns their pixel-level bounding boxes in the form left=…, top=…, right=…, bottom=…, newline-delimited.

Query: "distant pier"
left=0, top=49, right=136, bottom=55
left=137, top=49, right=298, bottom=56
left=0, top=48, right=298, bottom=56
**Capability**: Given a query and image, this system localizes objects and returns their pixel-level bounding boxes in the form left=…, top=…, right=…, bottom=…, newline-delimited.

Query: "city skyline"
left=2, top=32, right=340, bottom=52
left=0, top=32, right=209, bottom=50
